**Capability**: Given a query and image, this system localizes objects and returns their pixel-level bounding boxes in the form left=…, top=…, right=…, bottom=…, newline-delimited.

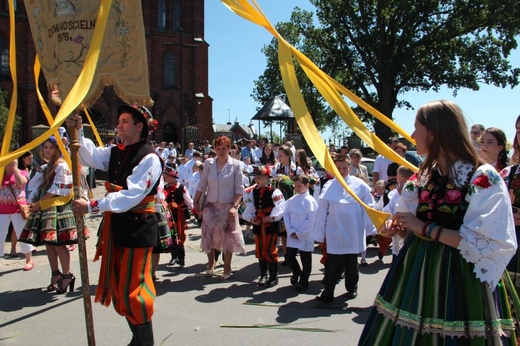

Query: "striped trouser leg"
left=111, top=247, right=156, bottom=325
left=255, top=233, right=279, bottom=263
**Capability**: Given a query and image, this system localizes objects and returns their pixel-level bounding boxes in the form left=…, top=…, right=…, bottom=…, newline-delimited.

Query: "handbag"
left=8, top=184, right=30, bottom=220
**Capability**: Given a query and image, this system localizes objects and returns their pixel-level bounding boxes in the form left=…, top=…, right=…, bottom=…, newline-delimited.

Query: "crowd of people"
left=2, top=99, right=520, bottom=344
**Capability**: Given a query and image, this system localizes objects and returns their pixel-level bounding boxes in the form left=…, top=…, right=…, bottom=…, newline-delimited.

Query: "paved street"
left=0, top=182, right=391, bottom=345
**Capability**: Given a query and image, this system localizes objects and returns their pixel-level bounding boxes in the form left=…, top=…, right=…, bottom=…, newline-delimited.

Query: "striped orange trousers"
left=110, top=246, right=156, bottom=325
left=255, top=232, right=278, bottom=263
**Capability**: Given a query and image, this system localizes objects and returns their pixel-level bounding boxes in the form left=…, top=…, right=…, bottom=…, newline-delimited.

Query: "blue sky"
left=205, top=1, right=520, bottom=145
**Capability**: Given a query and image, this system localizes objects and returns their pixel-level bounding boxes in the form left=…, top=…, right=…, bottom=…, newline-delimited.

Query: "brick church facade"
left=0, top=0, right=212, bottom=149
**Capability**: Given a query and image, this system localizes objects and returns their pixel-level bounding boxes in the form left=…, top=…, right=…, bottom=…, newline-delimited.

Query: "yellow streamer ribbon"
left=0, top=0, right=112, bottom=168
left=222, top=0, right=422, bottom=229
left=83, top=107, right=105, bottom=147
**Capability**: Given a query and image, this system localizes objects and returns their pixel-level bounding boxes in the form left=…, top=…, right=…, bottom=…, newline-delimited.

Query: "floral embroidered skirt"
left=200, top=202, right=245, bottom=255
left=359, top=236, right=518, bottom=345
left=19, top=202, right=87, bottom=246
left=153, top=205, right=175, bottom=254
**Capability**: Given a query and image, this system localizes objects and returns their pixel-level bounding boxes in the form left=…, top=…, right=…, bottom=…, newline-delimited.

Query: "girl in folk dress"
left=19, top=137, right=83, bottom=294
left=360, top=101, right=518, bottom=344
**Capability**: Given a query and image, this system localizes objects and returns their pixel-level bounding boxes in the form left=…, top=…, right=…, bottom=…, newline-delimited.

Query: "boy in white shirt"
left=315, top=154, right=375, bottom=303
left=283, top=175, right=318, bottom=291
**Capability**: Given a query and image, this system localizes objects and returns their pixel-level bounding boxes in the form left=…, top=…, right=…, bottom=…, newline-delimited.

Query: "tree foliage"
left=252, top=0, right=520, bottom=140
left=0, top=89, right=22, bottom=151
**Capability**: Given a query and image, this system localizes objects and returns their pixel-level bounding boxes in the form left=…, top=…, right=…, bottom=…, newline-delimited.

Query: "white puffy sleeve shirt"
left=396, top=162, right=516, bottom=289
left=284, top=192, right=318, bottom=252
left=314, top=176, right=376, bottom=254
left=78, top=136, right=163, bottom=214
left=28, top=162, right=73, bottom=201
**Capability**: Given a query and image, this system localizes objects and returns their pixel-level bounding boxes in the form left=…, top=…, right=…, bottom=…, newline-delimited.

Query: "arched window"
left=157, top=0, right=166, bottom=30
left=163, top=51, right=176, bottom=88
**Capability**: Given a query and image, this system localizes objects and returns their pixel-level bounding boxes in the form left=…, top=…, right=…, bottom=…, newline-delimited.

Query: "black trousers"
left=321, top=253, right=358, bottom=299
left=285, top=247, right=312, bottom=286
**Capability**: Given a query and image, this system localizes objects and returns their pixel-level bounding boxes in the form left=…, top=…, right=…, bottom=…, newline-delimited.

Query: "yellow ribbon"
left=222, top=0, right=421, bottom=229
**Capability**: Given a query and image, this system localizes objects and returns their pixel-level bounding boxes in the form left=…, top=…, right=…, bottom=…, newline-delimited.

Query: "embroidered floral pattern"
left=90, top=200, right=100, bottom=214
left=468, top=168, right=501, bottom=196
left=112, top=0, right=131, bottom=67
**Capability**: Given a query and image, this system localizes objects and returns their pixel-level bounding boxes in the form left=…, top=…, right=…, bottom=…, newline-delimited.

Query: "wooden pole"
left=67, top=121, right=96, bottom=345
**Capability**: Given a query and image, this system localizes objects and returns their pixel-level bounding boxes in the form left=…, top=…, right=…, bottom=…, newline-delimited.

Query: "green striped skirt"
left=359, top=236, right=519, bottom=345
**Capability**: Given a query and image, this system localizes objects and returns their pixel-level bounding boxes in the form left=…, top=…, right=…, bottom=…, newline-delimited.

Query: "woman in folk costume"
left=69, top=104, right=162, bottom=346
left=19, top=136, right=84, bottom=293
left=242, top=165, right=286, bottom=287
left=360, top=100, right=518, bottom=345
left=163, top=167, right=193, bottom=267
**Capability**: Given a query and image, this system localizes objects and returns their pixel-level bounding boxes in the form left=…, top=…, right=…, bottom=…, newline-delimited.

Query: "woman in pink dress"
left=193, top=136, right=245, bottom=280
left=0, top=158, right=33, bottom=270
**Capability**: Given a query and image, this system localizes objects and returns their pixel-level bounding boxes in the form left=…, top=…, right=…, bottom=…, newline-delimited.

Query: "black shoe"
left=265, top=277, right=278, bottom=287
left=257, top=276, right=268, bottom=286
left=315, top=295, right=333, bottom=303
left=56, top=273, right=75, bottom=294
left=295, top=284, right=308, bottom=292
left=290, top=275, right=299, bottom=286
left=378, top=252, right=384, bottom=261
left=280, top=261, right=288, bottom=267
left=346, top=291, right=358, bottom=299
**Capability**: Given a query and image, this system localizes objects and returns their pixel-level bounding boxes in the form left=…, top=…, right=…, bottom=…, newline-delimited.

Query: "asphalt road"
left=0, top=182, right=391, bottom=345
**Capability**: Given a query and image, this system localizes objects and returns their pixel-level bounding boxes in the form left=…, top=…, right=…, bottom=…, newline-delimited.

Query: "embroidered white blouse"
left=396, top=161, right=517, bottom=289
left=28, top=162, right=73, bottom=202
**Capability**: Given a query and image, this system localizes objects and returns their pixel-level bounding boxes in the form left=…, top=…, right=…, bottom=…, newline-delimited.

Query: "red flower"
left=445, top=189, right=463, bottom=204
left=419, top=190, right=429, bottom=203
left=474, top=174, right=491, bottom=189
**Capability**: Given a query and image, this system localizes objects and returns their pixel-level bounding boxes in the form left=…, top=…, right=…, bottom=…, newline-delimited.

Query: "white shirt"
left=314, top=176, right=376, bottom=254
left=78, top=137, right=162, bottom=214
left=283, top=191, right=318, bottom=252
left=242, top=186, right=286, bottom=222
left=373, top=155, right=392, bottom=182
left=188, top=172, right=200, bottom=198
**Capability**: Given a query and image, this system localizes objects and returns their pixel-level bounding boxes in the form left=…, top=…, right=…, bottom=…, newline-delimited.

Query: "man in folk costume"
left=162, top=167, right=194, bottom=266
left=70, top=104, right=162, bottom=346
left=242, top=165, right=286, bottom=287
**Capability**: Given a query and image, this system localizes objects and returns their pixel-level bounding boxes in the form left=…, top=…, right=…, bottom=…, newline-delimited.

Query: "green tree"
left=0, top=89, right=22, bottom=151
left=253, top=0, right=520, bottom=140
